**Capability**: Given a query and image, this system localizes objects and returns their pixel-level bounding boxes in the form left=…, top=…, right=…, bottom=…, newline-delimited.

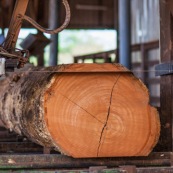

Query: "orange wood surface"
left=43, top=64, right=160, bottom=158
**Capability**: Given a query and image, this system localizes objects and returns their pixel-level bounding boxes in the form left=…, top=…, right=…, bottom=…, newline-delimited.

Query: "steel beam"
left=0, top=152, right=171, bottom=169
left=49, top=0, right=59, bottom=66
left=118, top=0, right=131, bottom=69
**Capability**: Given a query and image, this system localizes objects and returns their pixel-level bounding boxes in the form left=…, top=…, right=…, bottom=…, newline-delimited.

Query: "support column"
left=114, top=0, right=119, bottom=63
left=156, top=0, right=173, bottom=151
left=118, top=0, right=131, bottom=69
left=49, top=0, right=59, bottom=66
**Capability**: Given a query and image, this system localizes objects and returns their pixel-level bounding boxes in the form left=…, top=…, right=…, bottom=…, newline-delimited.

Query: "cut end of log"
left=0, top=63, right=160, bottom=158
left=42, top=63, right=160, bottom=158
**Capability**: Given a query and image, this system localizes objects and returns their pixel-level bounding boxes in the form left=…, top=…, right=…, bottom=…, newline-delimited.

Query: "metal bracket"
left=155, top=62, right=173, bottom=76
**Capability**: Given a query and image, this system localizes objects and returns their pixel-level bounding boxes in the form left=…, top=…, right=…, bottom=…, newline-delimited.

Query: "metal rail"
left=0, top=152, right=171, bottom=169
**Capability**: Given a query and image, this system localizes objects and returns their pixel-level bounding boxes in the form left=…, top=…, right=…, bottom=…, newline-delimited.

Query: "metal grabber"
left=0, top=0, right=71, bottom=76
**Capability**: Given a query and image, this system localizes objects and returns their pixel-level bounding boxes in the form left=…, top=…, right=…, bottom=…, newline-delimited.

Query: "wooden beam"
left=157, top=0, right=173, bottom=151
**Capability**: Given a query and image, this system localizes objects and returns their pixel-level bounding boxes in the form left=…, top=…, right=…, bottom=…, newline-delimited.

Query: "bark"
left=0, top=63, right=160, bottom=158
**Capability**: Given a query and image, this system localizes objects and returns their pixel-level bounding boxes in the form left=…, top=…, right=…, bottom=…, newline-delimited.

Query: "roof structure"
left=0, top=0, right=118, bottom=30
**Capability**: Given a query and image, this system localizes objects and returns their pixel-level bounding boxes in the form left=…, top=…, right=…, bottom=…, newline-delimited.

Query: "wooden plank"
left=73, top=41, right=159, bottom=63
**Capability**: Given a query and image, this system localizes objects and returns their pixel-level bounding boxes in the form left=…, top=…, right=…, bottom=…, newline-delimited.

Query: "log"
left=0, top=63, right=160, bottom=158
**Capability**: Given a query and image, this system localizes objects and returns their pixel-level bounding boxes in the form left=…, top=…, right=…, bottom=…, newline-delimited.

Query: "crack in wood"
left=97, top=75, right=121, bottom=157
left=56, top=91, right=105, bottom=124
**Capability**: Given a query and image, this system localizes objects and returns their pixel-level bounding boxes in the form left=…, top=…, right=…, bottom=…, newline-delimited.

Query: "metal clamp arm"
left=0, top=0, right=71, bottom=74
left=23, top=0, right=71, bottom=34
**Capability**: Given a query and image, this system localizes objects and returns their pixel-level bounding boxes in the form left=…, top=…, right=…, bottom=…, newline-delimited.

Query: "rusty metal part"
left=0, top=152, right=171, bottom=169
left=0, top=0, right=29, bottom=72
left=0, top=0, right=71, bottom=72
left=4, top=0, right=29, bottom=51
left=4, top=0, right=70, bottom=50
left=23, top=0, right=71, bottom=34
left=0, top=47, right=29, bottom=68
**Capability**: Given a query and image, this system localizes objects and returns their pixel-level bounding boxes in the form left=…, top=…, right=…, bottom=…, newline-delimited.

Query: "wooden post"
left=158, top=0, right=173, bottom=151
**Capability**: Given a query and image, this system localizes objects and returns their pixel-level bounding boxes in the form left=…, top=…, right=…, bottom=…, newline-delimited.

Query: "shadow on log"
left=0, top=63, right=160, bottom=158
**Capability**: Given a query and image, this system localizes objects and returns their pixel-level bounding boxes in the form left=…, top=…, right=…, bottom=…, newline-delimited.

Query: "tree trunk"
left=0, top=63, right=160, bottom=158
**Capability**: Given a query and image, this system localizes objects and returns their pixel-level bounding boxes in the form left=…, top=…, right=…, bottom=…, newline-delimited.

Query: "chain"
left=0, top=46, right=29, bottom=68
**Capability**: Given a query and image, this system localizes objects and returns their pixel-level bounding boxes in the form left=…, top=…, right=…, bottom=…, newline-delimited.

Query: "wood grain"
left=0, top=63, right=160, bottom=158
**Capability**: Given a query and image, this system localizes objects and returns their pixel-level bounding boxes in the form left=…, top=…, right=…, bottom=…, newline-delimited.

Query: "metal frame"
left=155, top=62, right=173, bottom=76
left=0, top=152, right=172, bottom=170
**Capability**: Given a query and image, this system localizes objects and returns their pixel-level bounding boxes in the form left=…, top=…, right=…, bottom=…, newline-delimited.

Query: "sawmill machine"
left=0, top=0, right=70, bottom=76
left=0, top=0, right=172, bottom=172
